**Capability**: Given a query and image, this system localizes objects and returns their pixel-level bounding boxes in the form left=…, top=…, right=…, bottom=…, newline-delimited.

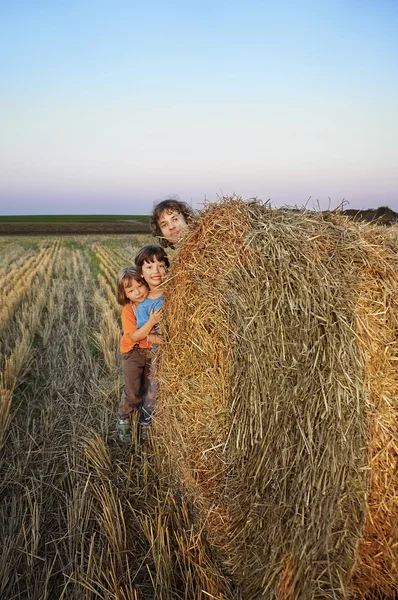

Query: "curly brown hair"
left=150, top=199, right=195, bottom=248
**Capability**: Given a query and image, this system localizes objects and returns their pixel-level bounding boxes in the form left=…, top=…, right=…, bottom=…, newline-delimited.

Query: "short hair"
left=150, top=199, right=195, bottom=248
left=115, top=265, right=146, bottom=306
left=134, top=244, right=170, bottom=276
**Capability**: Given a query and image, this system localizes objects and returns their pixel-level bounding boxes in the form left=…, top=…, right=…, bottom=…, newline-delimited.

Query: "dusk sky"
left=1, top=1, right=397, bottom=215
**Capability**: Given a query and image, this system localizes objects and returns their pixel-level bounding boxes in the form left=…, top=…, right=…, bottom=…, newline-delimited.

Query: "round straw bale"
left=154, top=198, right=398, bottom=600
left=350, top=225, right=398, bottom=598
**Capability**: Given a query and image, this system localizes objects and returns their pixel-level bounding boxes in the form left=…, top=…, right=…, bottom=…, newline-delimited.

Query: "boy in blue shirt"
left=132, top=244, right=170, bottom=432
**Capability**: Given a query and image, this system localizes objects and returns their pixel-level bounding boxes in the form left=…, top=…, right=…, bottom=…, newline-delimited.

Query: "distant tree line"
left=342, top=206, right=398, bottom=225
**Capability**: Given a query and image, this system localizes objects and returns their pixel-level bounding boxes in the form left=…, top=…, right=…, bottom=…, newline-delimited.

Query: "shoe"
left=116, top=417, right=131, bottom=444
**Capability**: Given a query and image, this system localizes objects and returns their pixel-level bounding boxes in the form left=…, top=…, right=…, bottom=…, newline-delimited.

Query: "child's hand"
left=148, top=333, right=163, bottom=345
left=149, top=307, right=163, bottom=324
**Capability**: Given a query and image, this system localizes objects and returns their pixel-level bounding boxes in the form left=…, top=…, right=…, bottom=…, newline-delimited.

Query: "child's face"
left=141, top=257, right=167, bottom=289
left=124, top=279, right=148, bottom=304
left=158, top=209, right=188, bottom=244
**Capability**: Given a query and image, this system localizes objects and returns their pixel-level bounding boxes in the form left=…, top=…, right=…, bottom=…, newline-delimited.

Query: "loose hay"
left=153, top=198, right=397, bottom=600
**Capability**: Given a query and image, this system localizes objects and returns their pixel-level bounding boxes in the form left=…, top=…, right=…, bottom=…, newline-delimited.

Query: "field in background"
left=0, top=233, right=174, bottom=600
left=0, top=215, right=151, bottom=235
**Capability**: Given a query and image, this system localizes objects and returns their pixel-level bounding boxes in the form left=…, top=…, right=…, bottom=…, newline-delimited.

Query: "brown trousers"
left=119, top=347, right=150, bottom=419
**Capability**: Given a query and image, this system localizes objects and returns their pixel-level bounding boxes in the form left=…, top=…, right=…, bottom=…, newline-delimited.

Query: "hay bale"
left=350, top=225, right=398, bottom=597
left=154, top=198, right=398, bottom=599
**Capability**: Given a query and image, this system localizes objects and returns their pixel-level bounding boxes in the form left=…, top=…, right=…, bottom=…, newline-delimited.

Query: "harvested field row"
left=0, top=242, right=36, bottom=279
left=0, top=241, right=60, bottom=333
left=0, top=236, right=159, bottom=599
left=1, top=240, right=61, bottom=449
left=0, top=240, right=54, bottom=296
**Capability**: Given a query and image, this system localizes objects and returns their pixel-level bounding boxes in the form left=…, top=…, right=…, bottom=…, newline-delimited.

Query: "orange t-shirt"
left=120, top=302, right=151, bottom=354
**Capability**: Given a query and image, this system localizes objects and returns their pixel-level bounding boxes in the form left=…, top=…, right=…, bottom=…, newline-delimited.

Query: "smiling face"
left=158, top=209, right=188, bottom=245
left=123, top=278, right=149, bottom=304
left=141, top=257, right=167, bottom=290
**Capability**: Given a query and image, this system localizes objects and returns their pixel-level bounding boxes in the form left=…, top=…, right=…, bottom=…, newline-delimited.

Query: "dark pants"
left=119, top=347, right=150, bottom=419
left=141, top=357, right=158, bottom=423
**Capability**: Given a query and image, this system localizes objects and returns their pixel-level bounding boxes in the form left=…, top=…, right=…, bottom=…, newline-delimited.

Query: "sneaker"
left=116, top=417, right=131, bottom=444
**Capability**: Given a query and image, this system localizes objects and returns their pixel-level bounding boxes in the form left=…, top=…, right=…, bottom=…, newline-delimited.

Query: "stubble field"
left=0, top=234, right=175, bottom=600
left=2, top=222, right=397, bottom=600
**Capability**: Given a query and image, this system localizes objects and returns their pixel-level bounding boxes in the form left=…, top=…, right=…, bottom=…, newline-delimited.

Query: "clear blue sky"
left=1, top=0, right=397, bottom=214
